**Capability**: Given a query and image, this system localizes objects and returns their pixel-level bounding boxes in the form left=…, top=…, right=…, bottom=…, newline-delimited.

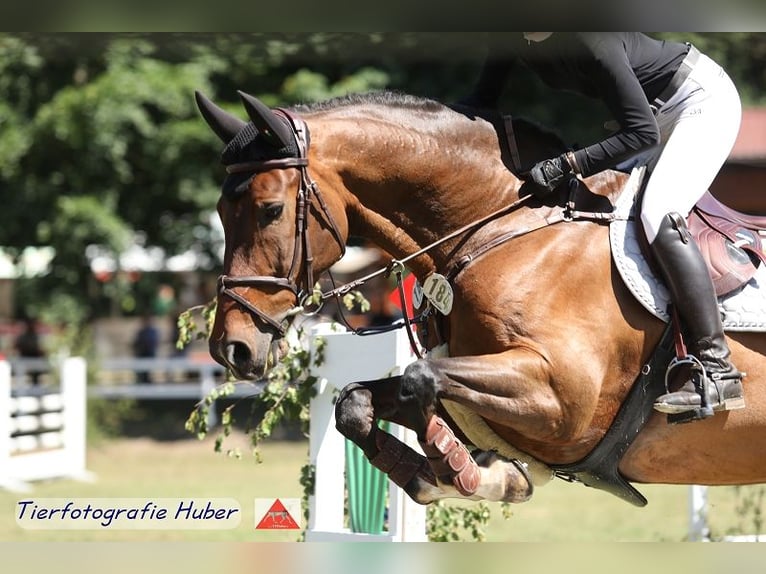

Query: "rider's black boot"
left=649, top=213, right=745, bottom=421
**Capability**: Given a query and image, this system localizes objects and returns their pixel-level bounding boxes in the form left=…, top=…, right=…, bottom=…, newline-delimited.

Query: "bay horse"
left=195, top=89, right=766, bottom=507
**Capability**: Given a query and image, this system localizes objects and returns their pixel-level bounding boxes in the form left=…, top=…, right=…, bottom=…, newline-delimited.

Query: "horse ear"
left=195, top=91, right=246, bottom=143
left=237, top=90, right=293, bottom=149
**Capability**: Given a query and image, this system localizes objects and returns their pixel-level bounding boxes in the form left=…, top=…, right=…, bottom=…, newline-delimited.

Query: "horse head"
left=196, top=91, right=348, bottom=378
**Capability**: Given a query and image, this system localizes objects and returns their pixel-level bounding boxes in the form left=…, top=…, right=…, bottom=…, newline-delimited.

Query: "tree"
left=0, top=35, right=221, bottom=322
left=0, top=33, right=394, bottom=323
left=2, top=33, right=764, bottom=326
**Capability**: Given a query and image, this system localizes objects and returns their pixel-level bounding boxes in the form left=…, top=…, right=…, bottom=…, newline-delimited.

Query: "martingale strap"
left=445, top=179, right=629, bottom=283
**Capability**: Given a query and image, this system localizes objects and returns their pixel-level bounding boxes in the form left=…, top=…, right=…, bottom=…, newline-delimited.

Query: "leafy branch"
left=181, top=290, right=508, bottom=541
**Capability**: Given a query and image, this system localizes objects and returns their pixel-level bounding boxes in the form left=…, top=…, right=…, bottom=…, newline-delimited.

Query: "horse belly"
left=622, top=335, right=766, bottom=486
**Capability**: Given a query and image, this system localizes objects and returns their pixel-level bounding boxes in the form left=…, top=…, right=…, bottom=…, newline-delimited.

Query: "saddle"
left=689, top=191, right=766, bottom=296
left=552, top=188, right=766, bottom=506
left=491, top=116, right=766, bottom=503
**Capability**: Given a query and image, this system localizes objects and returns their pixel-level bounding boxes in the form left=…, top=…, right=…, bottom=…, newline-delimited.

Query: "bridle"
left=217, top=109, right=346, bottom=338
left=217, top=108, right=629, bottom=347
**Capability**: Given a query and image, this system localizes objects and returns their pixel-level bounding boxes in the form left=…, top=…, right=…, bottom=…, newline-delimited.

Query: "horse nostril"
left=225, top=341, right=252, bottom=369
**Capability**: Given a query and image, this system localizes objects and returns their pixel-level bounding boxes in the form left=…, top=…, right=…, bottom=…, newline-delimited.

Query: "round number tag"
left=422, top=273, right=453, bottom=315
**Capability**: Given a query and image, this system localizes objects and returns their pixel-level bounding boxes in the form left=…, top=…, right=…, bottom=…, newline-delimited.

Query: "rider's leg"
left=649, top=213, right=744, bottom=415
left=638, top=51, right=743, bottom=418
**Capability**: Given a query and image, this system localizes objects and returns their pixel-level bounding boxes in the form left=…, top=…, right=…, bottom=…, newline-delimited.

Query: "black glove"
left=526, top=154, right=573, bottom=197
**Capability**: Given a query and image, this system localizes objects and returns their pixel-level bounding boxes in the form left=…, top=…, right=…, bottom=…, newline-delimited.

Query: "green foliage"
left=281, top=67, right=390, bottom=104
left=3, top=32, right=765, bottom=322
left=184, top=328, right=321, bottom=457
left=184, top=321, right=322, bottom=541
left=726, top=485, right=765, bottom=540
left=656, top=33, right=766, bottom=105
left=427, top=501, right=493, bottom=542
left=297, top=461, right=316, bottom=542
left=245, top=340, right=320, bottom=461
left=341, top=291, right=371, bottom=314
left=175, top=298, right=217, bottom=350
left=182, top=298, right=512, bottom=541
left=1, top=33, right=223, bottom=320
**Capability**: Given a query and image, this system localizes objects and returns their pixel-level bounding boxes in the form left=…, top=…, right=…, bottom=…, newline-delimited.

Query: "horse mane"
left=292, top=90, right=570, bottom=171
left=294, top=91, right=567, bottom=151
left=291, top=90, right=444, bottom=114
left=220, top=91, right=450, bottom=194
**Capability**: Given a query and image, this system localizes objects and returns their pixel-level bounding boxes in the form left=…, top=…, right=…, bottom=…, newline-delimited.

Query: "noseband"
left=217, top=109, right=346, bottom=337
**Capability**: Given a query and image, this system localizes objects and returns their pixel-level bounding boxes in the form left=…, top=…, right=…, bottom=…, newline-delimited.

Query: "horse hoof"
left=403, top=471, right=442, bottom=505
left=474, top=450, right=534, bottom=503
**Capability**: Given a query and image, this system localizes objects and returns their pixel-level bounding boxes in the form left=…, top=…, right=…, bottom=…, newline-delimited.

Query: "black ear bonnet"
left=220, top=117, right=300, bottom=197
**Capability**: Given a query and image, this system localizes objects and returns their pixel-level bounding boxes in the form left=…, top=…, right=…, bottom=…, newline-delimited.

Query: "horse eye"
left=263, top=203, right=284, bottom=220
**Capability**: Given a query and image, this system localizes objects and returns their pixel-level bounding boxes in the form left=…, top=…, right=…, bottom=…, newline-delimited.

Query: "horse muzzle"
left=211, top=334, right=288, bottom=380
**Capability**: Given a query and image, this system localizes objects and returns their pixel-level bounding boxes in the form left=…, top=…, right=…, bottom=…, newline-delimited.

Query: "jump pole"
left=305, top=323, right=427, bottom=542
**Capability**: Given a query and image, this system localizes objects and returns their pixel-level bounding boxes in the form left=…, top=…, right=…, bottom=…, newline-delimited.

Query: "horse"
left=195, top=88, right=766, bottom=507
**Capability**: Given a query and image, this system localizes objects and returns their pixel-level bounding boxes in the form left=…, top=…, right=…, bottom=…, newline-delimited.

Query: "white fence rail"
left=9, top=356, right=228, bottom=396
left=0, top=358, right=94, bottom=492
left=8, top=357, right=250, bottom=427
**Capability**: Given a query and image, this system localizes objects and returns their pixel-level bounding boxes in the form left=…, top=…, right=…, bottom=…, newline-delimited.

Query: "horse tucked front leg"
left=400, top=359, right=537, bottom=503
left=335, top=352, right=546, bottom=505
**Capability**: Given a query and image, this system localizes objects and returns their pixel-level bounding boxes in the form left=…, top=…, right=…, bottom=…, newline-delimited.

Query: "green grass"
left=0, top=434, right=308, bottom=542
left=1, top=435, right=763, bottom=542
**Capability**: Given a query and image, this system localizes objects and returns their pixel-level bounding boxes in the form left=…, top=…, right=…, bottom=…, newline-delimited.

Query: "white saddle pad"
left=609, top=168, right=766, bottom=332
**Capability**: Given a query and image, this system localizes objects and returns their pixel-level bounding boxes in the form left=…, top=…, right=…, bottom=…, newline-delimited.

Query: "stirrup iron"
left=662, top=355, right=715, bottom=424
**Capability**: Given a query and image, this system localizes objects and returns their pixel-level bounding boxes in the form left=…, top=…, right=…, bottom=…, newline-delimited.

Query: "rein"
left=310, top=192, right=538, bottom=358
left=219, top=110, right=626, bottom=348
left=318, top=194, right=536, bottom=302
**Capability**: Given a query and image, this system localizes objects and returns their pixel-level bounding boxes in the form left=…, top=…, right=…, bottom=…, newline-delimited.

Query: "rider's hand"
left=525, top=154, right=575, bottom=196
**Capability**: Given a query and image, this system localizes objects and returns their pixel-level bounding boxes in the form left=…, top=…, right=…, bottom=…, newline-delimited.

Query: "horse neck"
left=307, top=109, right=523, bottom=277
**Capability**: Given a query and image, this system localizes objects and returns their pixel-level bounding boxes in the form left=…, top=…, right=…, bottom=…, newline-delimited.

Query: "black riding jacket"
left=471, top=32, right=689, bottom=176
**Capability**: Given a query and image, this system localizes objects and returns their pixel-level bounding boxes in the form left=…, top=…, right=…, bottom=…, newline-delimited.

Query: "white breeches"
left=640, top=52, right=742, bottom=243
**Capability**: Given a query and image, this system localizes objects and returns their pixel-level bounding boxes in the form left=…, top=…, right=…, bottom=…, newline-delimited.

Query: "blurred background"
left=1, top=32, right=765, bottom=543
